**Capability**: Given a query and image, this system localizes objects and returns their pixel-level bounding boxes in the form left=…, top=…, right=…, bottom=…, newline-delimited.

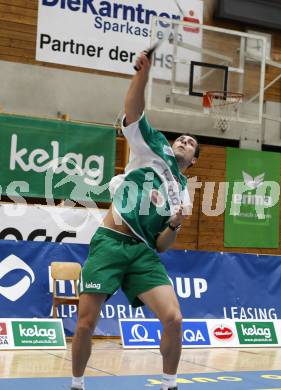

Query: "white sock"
left=71, top=376, right=84, bottom=389
left=162, top=373, right=177, bottom=389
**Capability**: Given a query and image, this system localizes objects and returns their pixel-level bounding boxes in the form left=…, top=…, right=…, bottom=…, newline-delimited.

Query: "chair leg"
left=53, top=304, right=57, bottom=319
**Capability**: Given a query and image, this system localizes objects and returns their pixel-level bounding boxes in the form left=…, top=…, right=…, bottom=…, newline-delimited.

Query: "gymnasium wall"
left=204, top=0, right=281, bottom=102
left=0, top=0, right=280, bottom=254
left=0, top=0, right=280, bottom=101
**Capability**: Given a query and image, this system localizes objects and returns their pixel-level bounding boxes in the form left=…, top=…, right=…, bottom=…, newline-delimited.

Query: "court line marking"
left=46, top=351, right=117, bottom=376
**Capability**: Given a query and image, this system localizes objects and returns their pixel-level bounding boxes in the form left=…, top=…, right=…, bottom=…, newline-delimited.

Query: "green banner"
left=11, top=320, right=65, bottom=348
left=224, top=147, right=280, bottom=248
left=236, top=322, right=278, bottom=345
left=0, top=114, right=116, bottom=202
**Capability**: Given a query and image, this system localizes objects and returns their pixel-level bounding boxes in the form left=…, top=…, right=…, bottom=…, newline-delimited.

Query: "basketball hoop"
left=203, top=91, right=243, bottom=132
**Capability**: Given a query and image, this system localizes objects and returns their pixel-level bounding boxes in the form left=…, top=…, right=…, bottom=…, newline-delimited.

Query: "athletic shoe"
left=161, top=388, right=178, bottom=390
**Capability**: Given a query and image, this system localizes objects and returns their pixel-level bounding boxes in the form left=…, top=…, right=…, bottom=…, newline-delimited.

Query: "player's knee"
left=77, top=315, right=96, bottom=334
left=162, top=311, right=183, bottom=333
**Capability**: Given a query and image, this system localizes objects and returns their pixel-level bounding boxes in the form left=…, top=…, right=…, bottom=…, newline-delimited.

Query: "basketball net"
left=203, top=91, right=243, bottom=132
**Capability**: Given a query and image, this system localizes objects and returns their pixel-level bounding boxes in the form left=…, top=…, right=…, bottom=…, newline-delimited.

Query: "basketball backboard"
left=147, top=17, right=267, bottom=133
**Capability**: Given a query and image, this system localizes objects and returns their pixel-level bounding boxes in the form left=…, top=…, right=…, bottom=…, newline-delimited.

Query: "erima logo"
left=242, top=171, right=265, bottom=190
left=85, top=282, right=101, bottom=289
left=129, top=324, right=155, bottom=342
left=0, top=255, right=35, bottom=301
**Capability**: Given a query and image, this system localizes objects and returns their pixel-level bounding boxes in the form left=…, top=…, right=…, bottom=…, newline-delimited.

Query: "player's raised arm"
left=124, top=52, right=151, bottom=126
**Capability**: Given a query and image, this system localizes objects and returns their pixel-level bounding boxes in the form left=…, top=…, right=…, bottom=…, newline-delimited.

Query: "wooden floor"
left=1, top=339, right=281, bottom=379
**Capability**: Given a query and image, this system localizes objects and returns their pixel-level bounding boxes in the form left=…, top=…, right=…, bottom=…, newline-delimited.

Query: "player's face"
left=172, top=135, right=198, bottom=167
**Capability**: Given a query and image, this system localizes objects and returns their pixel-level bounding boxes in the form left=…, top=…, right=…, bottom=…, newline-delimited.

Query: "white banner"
left=120, top=318, right=281, bottom=349
left=36, top=0, right=203, bottom=76
left=0, top=203, right=107, bottom=244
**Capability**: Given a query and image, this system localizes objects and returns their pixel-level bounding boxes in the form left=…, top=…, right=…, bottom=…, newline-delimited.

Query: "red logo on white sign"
left=213, top=325, right=234, bottom=341
left=0, top=323, right=7, bottom=336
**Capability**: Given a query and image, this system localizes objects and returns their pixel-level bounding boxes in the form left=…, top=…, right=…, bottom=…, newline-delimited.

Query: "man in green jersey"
left=71, top=52, right=200, bottom=390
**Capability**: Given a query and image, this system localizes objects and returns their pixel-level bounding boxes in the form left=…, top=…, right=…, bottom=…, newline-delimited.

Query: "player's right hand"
left=134, top=52, right=151, bottom=73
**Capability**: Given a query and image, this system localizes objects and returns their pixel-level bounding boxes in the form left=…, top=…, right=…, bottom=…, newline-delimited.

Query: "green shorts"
left=79, top=227, right=171, bottom=307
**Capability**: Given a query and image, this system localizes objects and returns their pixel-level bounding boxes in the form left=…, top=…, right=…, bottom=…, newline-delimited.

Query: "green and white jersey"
left=109, top=113, right=191, bottom=249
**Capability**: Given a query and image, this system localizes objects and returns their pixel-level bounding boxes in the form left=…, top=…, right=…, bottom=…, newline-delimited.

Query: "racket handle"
left=133, top=48, right=154, bottom=72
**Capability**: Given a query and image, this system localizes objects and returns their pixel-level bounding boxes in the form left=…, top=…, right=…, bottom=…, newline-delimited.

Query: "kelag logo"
left=236, top=322, right=278, bottom=345
left=11, top=321, right=65, bottom=347
left=10, top=134, right=105, bottom=186
left=119, top=320, right=210, bottom=348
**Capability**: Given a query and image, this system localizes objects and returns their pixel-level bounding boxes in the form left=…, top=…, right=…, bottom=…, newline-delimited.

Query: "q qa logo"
left=129, top=324, right=155, bottom=342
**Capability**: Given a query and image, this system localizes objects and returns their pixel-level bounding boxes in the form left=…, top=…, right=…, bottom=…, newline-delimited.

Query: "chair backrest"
left=51, top=261, right=81, bottom=281
left=51, top=262, right=81, bottom=317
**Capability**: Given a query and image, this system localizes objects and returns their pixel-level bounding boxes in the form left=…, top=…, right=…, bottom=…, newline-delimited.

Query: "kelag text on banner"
left=0, top=114, right=116, bottom=202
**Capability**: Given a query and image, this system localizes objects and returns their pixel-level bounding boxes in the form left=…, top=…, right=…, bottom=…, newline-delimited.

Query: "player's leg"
left=71, top=292, right=107, bottom=389
left=71, top=227, right=129, bottom=389
left=138, top=285, right=182, bottom=389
